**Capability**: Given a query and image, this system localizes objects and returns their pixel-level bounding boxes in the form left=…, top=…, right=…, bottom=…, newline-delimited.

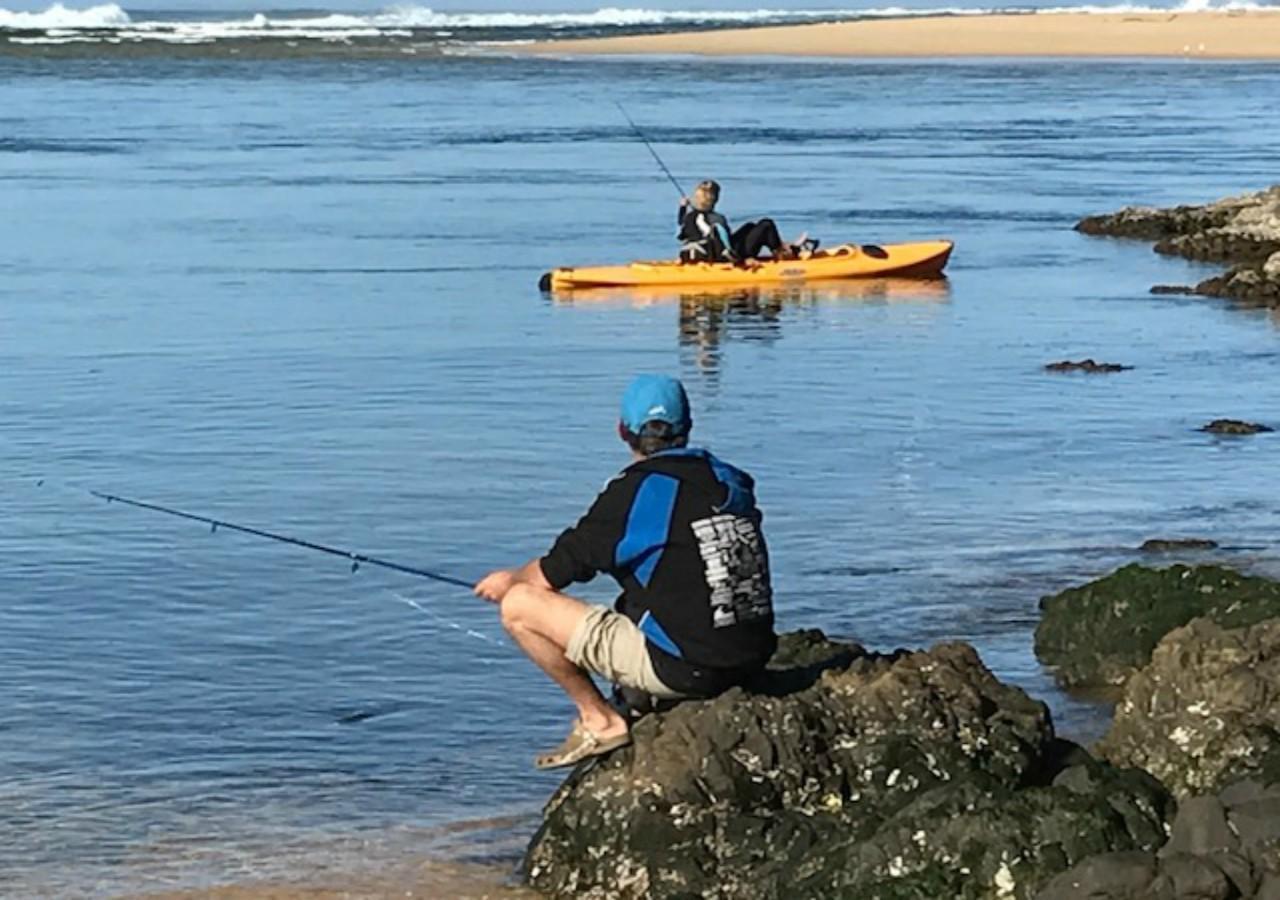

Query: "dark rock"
left=1034, top=851, right=1157, bottom=900
left=1140, top=539, right=1220, bottom=554
left=1077, top=186, right=1280, bottom=308
left=1151, top=284, right=1200, bottom=296
left=1195, top=267, right=1280, bottom=308
left=1037, top=845, right=1265, bottom=899
left=1160, top=796, right=1237, bottom=857
left=1034, top=564, right=1280, bottom=690
left=525, top=631, right=1173, bottom=900
left=1098, top=617, right=1280, bottom=798
left=1150, top=853, right=1233, bottom=900
left=1226, top=792, right=1280, bottom=853
left=1204, top=850, right=1258, bottom=899
left=1156, top=231, right=1280, bottom=265
left=1075, top=201, right=1240, bottom=241
left=1258, top=873, right=1280, bottom=900
left=1045, top=359, right=1134, bottom=374
left=1048, top=754, right=1164, bottom=807
left=761, top=627, right=867, bottom=673
left=1218, top=778, right=1270, bottom=808
left=1201, top=419, right=1274, bottom=435
left=1043, top=737, right=1097, bottom=777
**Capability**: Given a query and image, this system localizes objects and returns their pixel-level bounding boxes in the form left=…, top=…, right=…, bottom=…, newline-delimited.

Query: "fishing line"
left=392, top=590, right=505, bottom=647
left=614, top=101, right=685, bottom=197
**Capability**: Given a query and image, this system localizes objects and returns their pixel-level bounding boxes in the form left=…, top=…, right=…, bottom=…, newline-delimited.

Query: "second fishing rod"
left=614, top=101, right=685, bottom=197
left=536, top=102, right=686, bottom=292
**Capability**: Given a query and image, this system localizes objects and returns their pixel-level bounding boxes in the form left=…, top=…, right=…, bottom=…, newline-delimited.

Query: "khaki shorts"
left=566, top=605, right=684, bottom=700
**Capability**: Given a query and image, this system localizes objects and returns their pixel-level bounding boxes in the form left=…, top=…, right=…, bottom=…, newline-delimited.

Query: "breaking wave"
left=0, top=2, right=128, bottom=29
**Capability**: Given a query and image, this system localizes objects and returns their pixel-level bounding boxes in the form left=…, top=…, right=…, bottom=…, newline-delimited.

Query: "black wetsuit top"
left=677, top=204, right=735, bottom=261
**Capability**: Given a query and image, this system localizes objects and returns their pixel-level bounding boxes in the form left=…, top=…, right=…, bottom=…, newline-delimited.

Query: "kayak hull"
left=551, top=276, right=951, bottom=307
left=544, top=240, right=953, bottom=290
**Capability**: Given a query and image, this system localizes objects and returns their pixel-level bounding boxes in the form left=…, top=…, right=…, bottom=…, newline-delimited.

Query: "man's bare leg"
left=499, top=583, right=628, bottom=738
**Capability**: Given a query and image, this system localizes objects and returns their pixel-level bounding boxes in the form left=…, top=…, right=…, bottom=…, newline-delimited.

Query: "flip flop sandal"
left=534, top=721, right=632, bottom=770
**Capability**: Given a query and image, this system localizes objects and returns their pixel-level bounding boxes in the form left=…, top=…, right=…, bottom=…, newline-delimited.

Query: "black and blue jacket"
left=540, top=448, right=776, bottom=695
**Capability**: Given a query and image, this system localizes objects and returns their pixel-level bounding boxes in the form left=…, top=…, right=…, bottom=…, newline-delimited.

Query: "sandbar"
left=525, top=12, right=1280, bottom=60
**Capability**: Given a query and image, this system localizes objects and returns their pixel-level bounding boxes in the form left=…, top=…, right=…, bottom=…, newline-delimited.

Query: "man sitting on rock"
left=475, top=374, right=777, bottom=769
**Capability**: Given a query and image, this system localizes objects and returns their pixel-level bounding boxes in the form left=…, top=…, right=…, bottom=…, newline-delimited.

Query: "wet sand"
left=526, top=12, right=1280, bottom=59
left=106, top=817, right=541, bottom=900
left=136, top=861, right=536, bottom=900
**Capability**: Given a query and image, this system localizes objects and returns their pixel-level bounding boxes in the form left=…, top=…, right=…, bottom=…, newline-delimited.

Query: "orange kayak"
left=541, top=240, right=953, bottom=290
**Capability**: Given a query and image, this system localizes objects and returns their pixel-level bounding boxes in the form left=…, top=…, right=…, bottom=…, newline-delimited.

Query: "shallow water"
left=3, top=53, right=1280, bottom=896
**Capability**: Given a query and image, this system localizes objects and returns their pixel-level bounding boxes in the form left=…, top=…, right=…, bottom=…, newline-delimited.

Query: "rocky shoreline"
left=522, top=563, right=1280, bottom=899
left=1076, top=185, right=1280, bottom=307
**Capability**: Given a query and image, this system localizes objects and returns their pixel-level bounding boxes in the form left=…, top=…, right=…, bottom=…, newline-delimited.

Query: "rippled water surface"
left=3, top=54, right=1280, bottom=896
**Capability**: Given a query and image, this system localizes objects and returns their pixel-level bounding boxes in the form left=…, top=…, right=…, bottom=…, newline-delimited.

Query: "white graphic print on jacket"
left=691, top=514, right=772, bottom=628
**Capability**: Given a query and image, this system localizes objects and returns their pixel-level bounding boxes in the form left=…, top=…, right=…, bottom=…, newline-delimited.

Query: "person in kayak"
left=474, top=374, right=776, bottom=769
left=678, top=179, right=796, bottom=263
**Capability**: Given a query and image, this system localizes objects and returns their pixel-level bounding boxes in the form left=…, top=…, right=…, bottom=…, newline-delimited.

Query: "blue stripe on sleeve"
left=714, top=223, right=733, bottom=255
left=614, top=473, right=680, bottom=588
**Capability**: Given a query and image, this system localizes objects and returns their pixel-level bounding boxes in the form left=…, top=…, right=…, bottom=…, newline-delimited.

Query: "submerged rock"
left=1077, top=185, right=1280, bottom=307
left=1201, top=419, right=1274, bottom=435
left=1034, top=564, right=1280, bottom=690
left=1098, top=617, right=1280, bottom=799
left=1140, top=538, right=1219, bottom=554
left=525, top=631, right=1172, bottom=900
left=1044, top=359, right=1133, bottom=373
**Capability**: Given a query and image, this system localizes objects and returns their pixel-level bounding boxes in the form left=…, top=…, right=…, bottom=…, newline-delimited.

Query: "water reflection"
left=552, top=278, right=951, bottom=378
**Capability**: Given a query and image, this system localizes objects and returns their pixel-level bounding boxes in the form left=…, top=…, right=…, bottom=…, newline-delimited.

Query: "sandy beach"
left=527, top=11, right=1280, bottom=59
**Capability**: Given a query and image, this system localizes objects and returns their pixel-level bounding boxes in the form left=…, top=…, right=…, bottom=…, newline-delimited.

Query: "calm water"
left=3, top=52, right=1280, bottom=896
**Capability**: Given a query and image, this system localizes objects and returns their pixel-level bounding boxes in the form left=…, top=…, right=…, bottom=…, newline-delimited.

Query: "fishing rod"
left=614, top=101, right=685, bottom=197
left=86, top=487, right=475, bottom=589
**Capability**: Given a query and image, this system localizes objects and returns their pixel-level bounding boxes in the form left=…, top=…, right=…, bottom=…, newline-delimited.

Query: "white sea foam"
left=0, top=2, right=129, bottom=29
left=1, top=2, right=1274, bottom=40
left=259, top=1, right=1280, bottom=29
left=259, top=8, right=917, bottom=30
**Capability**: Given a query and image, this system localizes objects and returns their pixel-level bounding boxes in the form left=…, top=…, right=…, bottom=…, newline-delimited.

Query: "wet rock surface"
left=1077, top=185, right=1280, bottom=307
left=1034, top=564, right=1280, bottom=691
left=1031, top=567, right=1280, bottom=897
left=524, top=631, right=1172, bottom=900
left=1044, top=359, right=1133, bottom=373
left=1098, top=617, right=1280, bottom=799
left=1201, top=419, right=1274, bottom=435
left=1037, top=778, right=1280, bottom=899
